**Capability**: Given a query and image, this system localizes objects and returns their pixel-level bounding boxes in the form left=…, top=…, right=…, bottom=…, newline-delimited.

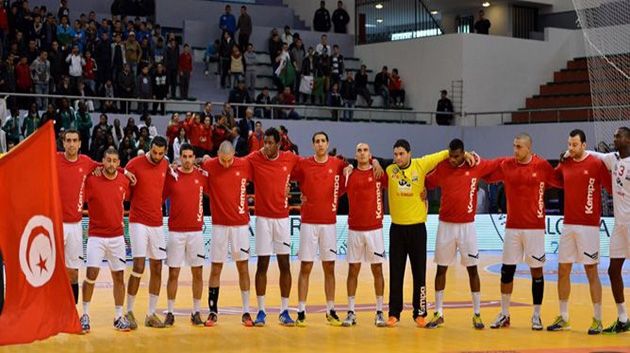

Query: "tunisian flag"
left=0, top=121, right=81, bottom=345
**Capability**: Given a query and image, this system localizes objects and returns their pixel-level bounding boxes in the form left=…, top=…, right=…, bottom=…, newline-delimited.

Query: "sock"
left=148, top=294, right=159, bottom=315
left=348, top=296, right=356, bottom=312
left=501, top=294, right=511, bottom=316
left=193, top=299, right=201, bottom=314
left=208, top=287, right=219, bottom=313
left=257, top=295, right=265, bottom=312
left=326, top=301, right=334, bottom=314
left=532, top=276, right=544, bottom=305
left=617, top=302, right=628, bottom=322
left=435, top=290, right=444, bottom=315
left=593, top=302, right=602, bottom=321
left=298, top=301, right=306, bottom=312
left=280, top=297, right=289, bottom=312
left=559, top=300, right=569, bottom=321
left=471, top=292, right=481, bottom=315
left=115, top=305, right=123, bottom=319
left=126, top=295, right=135, bottom=312
left=82, top=301, right=90, bottom=315
left=376, top=296, right=384, bottom=312
left=167, top=299, right=175, bottom=313
left=241, top=291, right=250, bottom=313
left=533, top=305, right=541, bottom=317
left=72, top=283, right=79, bottom=304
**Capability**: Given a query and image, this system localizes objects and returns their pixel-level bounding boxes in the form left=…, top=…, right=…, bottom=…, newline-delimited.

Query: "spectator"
left=327, top=81, right=342, bottom=120
left=116, top=63, right=135, bottom=113
left=92, top=113, right=111, bottom=139
left=172, top=127, right=188, bottom=163
left=43, top=14, right=56, bottom=51
left=99, top=79, right=117, bottom=113
left=76, top=101, right=92, bottom=153
left=58, top=0, right=70, bottom=20
left=0, top=3, right=8, bottom=45
left=15, top=56, right=33, bottom=109
left=228, top=80, right=252, bottom=119
left=290, top=38, right=305, bottom=97
left=219, top=31, right=235, bottom=89
left=138, top=115, right=158, bottom=138
left=275, top=42, right=295, bottom=91
left=313, top=0, right=331, bottom=32
left=152, top=63, right=168, bottom=115
left=21, top=103, right=40, bottom=138
left=124, top=117, right=140, bottom=141
left=153, top=36, right=165, bottom=64
left=279, top=86, right=299, bottom=119
left=281, top=25, right=293, bottom=46
left=389, top=68, right=405, bottom=107
left=233, top=126, right=249, bottom=157
left=124, top=31, right=142, bottom=76
left=178, top=44, right=193, bottom=99
left=3, top=108, right=21, bottom=143
left=248, top=120, right=264, bottom=154
left=332, top=0, right=350, bottom=34
left=236, top=5, right=252, bottom=51
left=165, top=112, right=181, bottom=158
left=340, top=70, right=357, bottom=121
left=436, top=89, right=454, bottom=126
left=299, top=46, right=316, bottom=104
left=56, top=15, right=74, bottom=49
left=82, top=50, right=97, bottom=93
left=268, top=28, right=282, bottom=68
left=279, top=125, right=298, bottom=153
left=200, top=102, right=214, bottom=123
left=229, top=45, right=245, bottom=87
left=212, top=114, right=234, bottom=153
left=136, top=65, right=152, bottom=113
left=40, top=104, right=60, bottom=134
left=221, top=103, right=237, bottom=128
left=474, top=10, right=491, bottom=35
left=244, top=43, right=257, bottom=99
left=139, top=37, right=153, bottom=67
left=330, top=44, right=344, bottom=85
left=65, top=45, right=84, bottom=91
left=315, top=34, right=331, bottom=56
left=26, top=39, right=39, bottom=64
left=111, top=33, right=126, bottom=82
left=255, top=86, right=272, bottom=119
left=374, top=65, right=390, bottom=108
left=238, top=107, right=255, bottom=139
left=199, top=116, right=214, bottom=156
left=219, top=4, right=236, bottom=36
left=95, top=32, right=112, bottom=85
left=30, top=50, right=50, bottom=109
left=75, top=81, right=95, bottom=112
left=58, top=98, right=76, bottom=130
left=30, top=15, right=46, bottom=51
left=118, top=136, right=136, bottom=167
left=111, top=118, right=125, bottom=147
left=203, top=39, right=219, bottom=76
left=315, top=51, right=331, bottom=105
left=164, top=36, right=179, bottom=97
left=354, top=64, right=372, bottom=106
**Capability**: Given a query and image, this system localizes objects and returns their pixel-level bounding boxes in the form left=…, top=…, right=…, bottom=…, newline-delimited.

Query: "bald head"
left=355, top=142, right=372, bottom=167
left=218, top=141, right=236, bottom=168
left=515, top=132, right=532, bottom=147
left=513, top=132, right=533, bottom=162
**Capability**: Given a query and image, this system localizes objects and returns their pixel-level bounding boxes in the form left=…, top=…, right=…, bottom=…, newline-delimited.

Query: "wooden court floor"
left=2, top=253, right=629, bottom=353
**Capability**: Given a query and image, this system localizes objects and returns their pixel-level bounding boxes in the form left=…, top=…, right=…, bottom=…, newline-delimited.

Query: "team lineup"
left=56, top=125, right=630, bottom=335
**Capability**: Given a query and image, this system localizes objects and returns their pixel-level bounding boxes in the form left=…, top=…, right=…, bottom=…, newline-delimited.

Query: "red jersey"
left=188, top=122, right=204, bottom=148
left=125, top=155, right=168, bottom=226
left=85, top=172, right=129, bottom=237
left=554, top=153, right=612, bottom=226
left=344, top=167, right=388, bottom=231
left=163, top=168, right=208, bottom=232
left=199, top=124, right=213, bottom=151
left=166, top=122, right=182, bottom=144
left=426, top=159, right=502, bottom=223
left=293, top=156, right=346, bottom=224
left=202, top=157, right=252, bottom=226
left=486, top=155, right=560, bottom=229
left=248, top=150, right=300, bottom=218
left=249, top=132, right=264, bottom=154
left=57, top=153, right=98, bottom=223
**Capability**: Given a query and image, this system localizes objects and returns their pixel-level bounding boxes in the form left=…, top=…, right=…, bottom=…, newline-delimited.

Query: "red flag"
left=0, top=121, right=81, bottom=345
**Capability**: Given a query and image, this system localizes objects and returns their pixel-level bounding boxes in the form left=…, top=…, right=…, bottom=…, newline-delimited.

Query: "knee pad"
left=500, top=264, right=517, bottom=284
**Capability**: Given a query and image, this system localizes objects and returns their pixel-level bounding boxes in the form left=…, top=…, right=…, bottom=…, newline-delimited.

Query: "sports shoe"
left=164, top=312, right=175, bottom=327
left=387, top=316, right=400, bottom=327
left=546, top=316, right=570, bottom=331
left=342, top=311, right=357, bottom=327
left=413, top=315, right=425, bottom=328
left=114, top=315, right=131, bottom=332
left=80, top=314, right=91, bottom=334
left=204, top=312, right=218, bottom=327
left=145, top=313, right=166, bottom=328
left=296, top=311, right=306, bottom=327
left=126, top=311, right=138, bottom=330
left=602, top=319, right=630, bottom=334
left=490, top=313, right=510, bottom=329
left=375, top=311, right=387, bottom=327
left=191, top=312, right=204, bottom=326
left=531, top=314, right=543, bottom=331
left=254, top=310, right=266, bottom=327
left=326, top=310, right=342, bottom=327
left=473, top=314, right=485, bottom=330
left=588, top=318, right=603, bottom=335
left=425, top=312, right=444, bottom=329
left=279, top=310, right=295, bottom=326
left=242, top=313, right=254, bottom=327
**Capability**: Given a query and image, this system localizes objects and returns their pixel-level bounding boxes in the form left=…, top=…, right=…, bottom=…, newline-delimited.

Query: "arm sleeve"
left=552, top=164, right=565, bottom=189
left=599, top=160, right=613, bottom=193
left=415, top=150, right=449, bottom=174
left=544, top=161, right=562, bottom=189
left=483, top=162, right=504, bottom=184
left=425, top=165, right=441, bottom=190
left=477, top=157, right=506, bottom=178
left=589, top=151, right=615, bottom=170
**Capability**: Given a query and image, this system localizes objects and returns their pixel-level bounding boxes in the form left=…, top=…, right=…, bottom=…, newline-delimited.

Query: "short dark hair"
left=150, top=136, right=167, bottom=148
left=441, top=89, right=448, bottom=95
left=392, top=68, right=399, bottom=74
left=393, top=139, right=410, bottom=152
left=104, top=147, right=119, bottom=158
left=63, top=129, right=80, bottom=140
left=569, top=129, right=586, bottom=143
left=312, top=131, right=329, bottom=143
left=180, top=143, right=194, bottom=156
left=264, top=127, right=281, bottom=143
left=618, top=126, right=630, bottom=137
left=449, top=138, right=465, bottom=152
left=382, top=65, right=388, bottom=70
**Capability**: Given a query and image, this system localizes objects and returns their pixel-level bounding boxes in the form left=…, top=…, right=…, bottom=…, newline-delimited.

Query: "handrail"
left=417, top=0, right=444, bottom=34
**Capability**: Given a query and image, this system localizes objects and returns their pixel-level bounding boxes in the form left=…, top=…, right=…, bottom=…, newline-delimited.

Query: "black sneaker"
left=164, top=312, right=175, bottom=327
left=326, top=310, right=342, bottom=326
left=296, top=311, right=306, bottom=327
left=602, top=319, right=630, bottom=334
left=190, top=312, right=204, bottom=326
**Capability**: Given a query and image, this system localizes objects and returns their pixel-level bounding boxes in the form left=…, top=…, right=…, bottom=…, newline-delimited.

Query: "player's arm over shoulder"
left=414, top=149, right=448, bottom=174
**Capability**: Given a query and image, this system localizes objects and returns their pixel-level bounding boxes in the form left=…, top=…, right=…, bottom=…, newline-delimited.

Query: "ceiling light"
left=482, top=2, right=491, bottom=7
left=430, top=10, right=438, bottom=15
left=376, top=18, right=384, bottom=23
left=375, top=3, right=383, bottom=9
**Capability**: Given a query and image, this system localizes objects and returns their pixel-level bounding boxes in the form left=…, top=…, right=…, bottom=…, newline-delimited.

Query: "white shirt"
left=315, top=43, right=331, bottom=56
left=591, top=151, right=630, bottom=224
left=66, top=54, right=85, bottom=77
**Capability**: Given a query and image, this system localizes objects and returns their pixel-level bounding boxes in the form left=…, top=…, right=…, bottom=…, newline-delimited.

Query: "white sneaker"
left=531, top=315, right=543, bottom=331
left=342, top=311, right=357, bottom=327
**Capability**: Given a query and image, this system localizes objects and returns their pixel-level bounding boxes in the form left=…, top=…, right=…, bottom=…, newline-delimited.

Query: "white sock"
left=280, top=297, right=289, bottom=312
left=348, top=296, right=356, bottom=312
left=148, top=294, right=159, bottom=315
left=115, top=305, right=123, bottom=319
left=559, top=300, right=569, bottom=321
left=298, top=301, right=306, bottom=312
left=82, top=302, right=90, bottom=316
left=326, top=301, right=335, bottom=314
left=193, top=299, right=201, bottom=314
left=376, top=296, right=384, bottom=312
left=126, top=295, right=136, bottom=312
left=241, top=291, right=250, bottom=313
left=533, top=305, right=541, bottom=317
left=167, top=299, right=175, bottom=313
left=435, top=290, right=444, bottom=315
left=471, top=292, right=481, bottom=315
left=593, top=302, right=602, bottom=321
left=501, top=294, right=511, bottom=316
left=617, top=302, right=628, bottom=322
left=257, top=295, right=265, bottom=312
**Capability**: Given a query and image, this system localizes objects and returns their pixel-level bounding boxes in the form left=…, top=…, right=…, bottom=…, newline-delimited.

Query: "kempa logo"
left=332, top=175, right=340, bottom=213
left=238, top=178, right=247, bottom=214
left=536, top=182, right=545, bottom=218
left=467, top=177, right=478, bottom=214
left=585, top=177, right=595, bottom=214
left=19, top=215, right=56, bottom=287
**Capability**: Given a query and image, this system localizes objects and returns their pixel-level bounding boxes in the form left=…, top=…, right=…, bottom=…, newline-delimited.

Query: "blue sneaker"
left=254, top=310, right=267, bottom=327
left=279, top=310, right=295, bottom=326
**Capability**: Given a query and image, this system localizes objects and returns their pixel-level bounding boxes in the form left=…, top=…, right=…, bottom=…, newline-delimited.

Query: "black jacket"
left=313, top=8, right=331, bottom=32
left=332, top=8, right=350, bottom=33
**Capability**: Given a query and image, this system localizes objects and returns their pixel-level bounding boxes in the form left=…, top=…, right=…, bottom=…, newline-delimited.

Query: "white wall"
left=282, top=0, right=355, bottom=34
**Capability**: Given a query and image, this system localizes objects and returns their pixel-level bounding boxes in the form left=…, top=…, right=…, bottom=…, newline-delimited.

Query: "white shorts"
left=63, top=222, right=84, bottom=269
left=347, top=229, right=385, bottom=264
left=610, top=224, right=630, bottom=259
left=558, top=224, right=600, bottom=265
left=210, top=225, right=251, bottom=263
left=434, top=221, right=479, bottom=267
left=129, top=223, right=166, bottom=260
left=255, top=217, right=291, bottom=256
left=86, top=236, right=127, bottom=272
left=502, top=229, right=546, bottom=268
left=167, top=231, right=206, bottom=267
left=298, top=223, right=338, bottom=262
